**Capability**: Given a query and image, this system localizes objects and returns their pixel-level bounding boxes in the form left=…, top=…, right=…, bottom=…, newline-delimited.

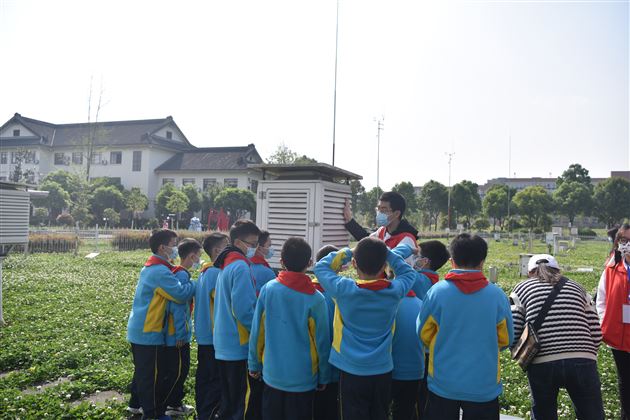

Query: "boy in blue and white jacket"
left=314, top=237, right=416, bottom=420
left=126, top=229, right=196, bottom=419
left=194, top=232, right=229, bottom=420
left=417, top=233, right=513, bottom=420
left=249, top=237, right=331, bottom=420
left=163, top=238, right=202, bottom=417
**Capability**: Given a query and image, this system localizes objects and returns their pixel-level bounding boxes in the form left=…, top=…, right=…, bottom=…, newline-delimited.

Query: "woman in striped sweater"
left=510, top=254, right=604, bottom=420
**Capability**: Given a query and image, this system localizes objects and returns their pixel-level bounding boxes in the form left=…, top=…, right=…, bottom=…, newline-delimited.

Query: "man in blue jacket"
left=126, top=229, right=196, bottom=419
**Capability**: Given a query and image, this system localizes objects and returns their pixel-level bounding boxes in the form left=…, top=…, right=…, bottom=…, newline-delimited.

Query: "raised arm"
left=314, top=248, right=353, bottom=298
left=387, top=245, right=416, bottom=297
left=154, top=268, right=196, bottom=303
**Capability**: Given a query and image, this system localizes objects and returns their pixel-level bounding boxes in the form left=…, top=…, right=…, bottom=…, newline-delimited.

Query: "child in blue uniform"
left=314, top=237, right=416, bottom=420
left=213, top=219, right=261, bottom=420
left=390, top=240, right=450, bottom=420
left=417, top=234, right=513, bottom=420
left=195, top=232, right=229, bottom=420
left=249, top=230, right=276, bottom=294
left=126, top=229, right=196, bottom=419
left=249, top=237, right=331, bottom=420
left=163, top=238, right=202, bottom=417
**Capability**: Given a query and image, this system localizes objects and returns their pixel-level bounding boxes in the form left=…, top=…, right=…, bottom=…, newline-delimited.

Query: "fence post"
left=95, top=224, right=99, bottom=253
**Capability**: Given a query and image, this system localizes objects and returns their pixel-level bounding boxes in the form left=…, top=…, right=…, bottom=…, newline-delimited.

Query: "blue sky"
left=0, top=0, right=627, bottom=190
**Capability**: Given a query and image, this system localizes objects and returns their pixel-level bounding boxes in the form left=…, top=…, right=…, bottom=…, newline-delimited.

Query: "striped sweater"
left=510, top=277, right=602, bottom=364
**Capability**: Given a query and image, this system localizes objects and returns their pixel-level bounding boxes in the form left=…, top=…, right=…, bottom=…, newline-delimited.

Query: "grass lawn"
left=0, top=238, right=621, bottom=419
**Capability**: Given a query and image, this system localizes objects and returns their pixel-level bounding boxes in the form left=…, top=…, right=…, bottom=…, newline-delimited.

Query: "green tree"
left=90, top=186, right=124, bottom=219
left=71, top=205, right=91, bottom=227
left=42, top=171, right=85, bottom=198
left=418, top=180, right=448, bottom=231
left=553, top=181, right=593, bottom=226
left=89, top=176, right=124, bottom=193
left=356, top=186, right=383, bottom=221
left=8, top=149, right=36, bottom=184
left=166, top=191, right=190, bottom=229
left=556, top=163, right=592, bottom=189
left=102, top=208, right=121, bottom=227
left=181, top=184, right=202, bottom=221
left=36, top=181, right=71, bottom=222
left=155, top=183, right=178, bottom=219
left=267, top=143, right=298, bottom=164
left=349, top=180, right=365, bottom=218
left=512, top=186, right=554, bottom=230
left=214, top=188, right=256, bottom=223
left=451, top=180, right=481, bottom=228
left=593, top=177, right=630, bottom=228
left=392, top=181, right=419, bottom=213
left=294, top=155, right=318, bottom=164
left=482, top=184, right=516, bottom=230
left=125, top=187, right=149, bottom=229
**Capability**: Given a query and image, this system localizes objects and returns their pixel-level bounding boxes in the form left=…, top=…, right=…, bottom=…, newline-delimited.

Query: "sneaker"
left=127, top=406, right=143, bottom=415
left=165, top=405, right=194, bottom=416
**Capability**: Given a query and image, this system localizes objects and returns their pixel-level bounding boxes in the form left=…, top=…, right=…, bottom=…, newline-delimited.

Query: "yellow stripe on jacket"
left=308, top=317, right=319, bottom=375
left=256, top=312, right=266, bottom=364
left=144, top=287, right=179, bottom=333
left=420, top=315, right=439, bottom=377
left=332, top=299, right=344, bottom=353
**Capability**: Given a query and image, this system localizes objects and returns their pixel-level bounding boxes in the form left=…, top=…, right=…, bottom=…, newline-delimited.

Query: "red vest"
left=601, top=260, right=630, bottom=352
left=376, top=227, right=417, bottom=249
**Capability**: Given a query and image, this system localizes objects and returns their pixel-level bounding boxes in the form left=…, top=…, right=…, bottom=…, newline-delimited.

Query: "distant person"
left=343, top=191, right=418, bottom=254
left=194, top=232, right=229, bottom=420
left=213, top=220, right=261, bottom=420
left=597, top=223, right=630, bottom=420
left=126, top=229, right=196, bottom=419
left=250, top=231, right=277, bottom=294
left=314, top=238, right=417, bottom=420
left=512, top=254, right=604, bottom=420
left=248, top=237, right=331, bottom=420
left=417, top=233, right=513, bottom=420
left=163, top=238, right=203, bottom=417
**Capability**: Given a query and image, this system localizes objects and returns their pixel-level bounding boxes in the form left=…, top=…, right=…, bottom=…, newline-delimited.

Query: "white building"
left=0, top=113, right=264, bottom=215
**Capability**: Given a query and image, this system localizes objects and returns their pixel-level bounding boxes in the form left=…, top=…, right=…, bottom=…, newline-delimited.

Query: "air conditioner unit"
left=102, top=160, right=108, bottom=165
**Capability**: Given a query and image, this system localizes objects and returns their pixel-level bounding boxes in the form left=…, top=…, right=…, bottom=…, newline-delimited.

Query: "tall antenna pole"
left=331, top=0, right=340, bottom=166
left=375, top=116, right=384, bottom=191
left=446, top=152, right=455, bottom=235
left=507, top=135, right=511, bottom=232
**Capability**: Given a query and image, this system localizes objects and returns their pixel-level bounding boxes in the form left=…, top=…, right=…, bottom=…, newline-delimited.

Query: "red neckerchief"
left=171, top=265, right=193, bottom=313
left=419, top=269, right=440, bottom=285
left=250, top=255, right=271, bottom=268
left=406, top=290, right=416, bottom=297
left=221, top=251, right=250, bottom=269
left=445, top=270, right=489, bottom=294
left=276, top=271, right=316, bottom=295
left=356, top=278, right=391, bottom=291
left=312, top=277, right=325, bottom=293
left=144, top=255, right=173, bottom=269
left=376, top=227, right=418, bottom=249
left=200, top=262, right=214, bottom=273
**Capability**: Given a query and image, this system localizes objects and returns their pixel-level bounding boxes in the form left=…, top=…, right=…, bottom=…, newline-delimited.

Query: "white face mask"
left=618, top=241, right=630, bottom=256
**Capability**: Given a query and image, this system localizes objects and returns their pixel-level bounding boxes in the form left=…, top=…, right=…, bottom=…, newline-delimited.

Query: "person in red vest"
left=343, top=191, right=418, bottom=257
left=597, top=223, right=630, bottom=420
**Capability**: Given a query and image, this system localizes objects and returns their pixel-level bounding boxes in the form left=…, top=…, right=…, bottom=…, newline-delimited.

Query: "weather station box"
left=252, top=163, right=361, bottom=269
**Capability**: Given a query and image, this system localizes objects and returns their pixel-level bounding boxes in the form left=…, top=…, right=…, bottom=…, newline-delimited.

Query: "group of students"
left=125, top=190, right=629, bottom=420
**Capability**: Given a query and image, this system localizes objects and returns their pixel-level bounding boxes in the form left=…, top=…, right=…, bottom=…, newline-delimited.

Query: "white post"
left=0, top=256, right=5, bottom=327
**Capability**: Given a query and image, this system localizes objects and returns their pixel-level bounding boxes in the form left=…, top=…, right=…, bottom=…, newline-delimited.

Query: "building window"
left=132, top=151, right=142, bottom=172
left=249, top=179, right=259, bottom=193
left=13, top=129, right=20, bottom=137
left=72, top=152, right=83, bottom=165
left=54, top=152, right=66, bottom=165
left=203, top=178, right=217, bottom=190
left=91, top=152, right=102, bottom=165
left=110, top=151, right=122, bottom=165
left=224, top=178, right=238, bottom=188
left=0, top=176, right=6, bottom=181
left=0, top=152, right=6, bottom=164
left=183, top=178, right=196, bottom=186
left=162, top=178, right=175, bottom=185
left=166, top=131, right=173, bottom=140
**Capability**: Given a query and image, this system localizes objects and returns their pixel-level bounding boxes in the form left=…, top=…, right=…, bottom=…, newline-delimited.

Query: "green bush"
left=578, top=227, right=597, bottom=237
left=56, top=213, right=75, bottom=227
left=112, top=229, right=209, bottom=251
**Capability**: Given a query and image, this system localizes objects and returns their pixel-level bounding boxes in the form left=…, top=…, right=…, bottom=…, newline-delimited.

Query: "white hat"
left=527, top=254, right=560, bottom=272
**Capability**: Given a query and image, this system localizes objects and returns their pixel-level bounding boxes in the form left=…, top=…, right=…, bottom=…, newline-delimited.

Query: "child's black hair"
left=418, top=240, right=450, bottom=271
left=316, top=244, right=339, bottom=262
left=281, top=237, right=312, bottom=272
left=149, top=228, right=178, bottom=254
left=449, top=233, right=487, bottom=268
left=354, top=237, right=388, bottom=276
left=178, top=238, right=202, bottom=260
left=203, top=232, right=229, bottom=257
left=258, top=230, right=271, bottom=247
left=379, top=191, right=406, bottom=218
left=229, top=219, right=261, bottom=244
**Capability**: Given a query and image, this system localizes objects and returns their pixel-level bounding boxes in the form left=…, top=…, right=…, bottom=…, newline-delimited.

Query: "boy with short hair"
left=314, top=237, right=417, bottom=420
left=390, top=240, right=450, bottom=420
left=249, top=230, right=277, bottom=294
left=417, top=233, right=513, bottom=420
left=248, top=237, right=331, bottom=420
left=195, top=232, right=229, bottom=420
left=213, top=219, right=261, bottom=420
left=164, top=238, right=202, bottom=417
left=127, top=228, right=196, bottom=419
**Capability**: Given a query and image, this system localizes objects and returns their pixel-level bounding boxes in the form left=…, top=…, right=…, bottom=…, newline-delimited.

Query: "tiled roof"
left=155, top=145, right=263, bottom=172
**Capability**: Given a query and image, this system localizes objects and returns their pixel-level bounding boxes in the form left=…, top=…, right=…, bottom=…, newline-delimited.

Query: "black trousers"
left=163, top=343, right=191, bottom=408
left=391, top=379, right=421, bottom=420
left=217, top=359, right=262, bottom=420
left=612, top=349, right=630, bottom=420
left=339, top=370, right=392, bottom=420
left=128, top=343, right=167, bottom=418
left=313, top=381, right=339, bottom=420
left=196, top=345, right=221, bottom=420
left=262, top=383, right=315, bottom=420
left=424, top=391, right=499, bottom=420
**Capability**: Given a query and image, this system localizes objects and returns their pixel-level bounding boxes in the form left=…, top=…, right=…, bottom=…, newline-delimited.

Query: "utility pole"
left=375, top=116, right=384, bottom=192
left=331, top=0, right=340, bottom=166
left=507, top=135, right=511, bottom=233
left=446, top=152, right=455, bottom=236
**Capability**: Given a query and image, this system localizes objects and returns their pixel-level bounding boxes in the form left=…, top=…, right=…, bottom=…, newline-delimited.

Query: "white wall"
left=0, top=123, right=35, bottom=138
left=154, top=125, right=185, bottom=143
left=156, top=170, right=263, bottom=192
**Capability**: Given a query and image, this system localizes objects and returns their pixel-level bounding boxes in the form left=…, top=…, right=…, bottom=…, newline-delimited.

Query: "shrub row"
left=111, top=230, right=210, bottom=251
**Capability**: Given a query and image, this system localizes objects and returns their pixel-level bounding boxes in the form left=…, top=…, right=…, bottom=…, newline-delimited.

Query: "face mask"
left=375, top=212, right=389, bottom=227
left=265, top=248, right=275, bottom=260
left=246, top=247, right=257, bottom=259
left=618, top=241, right=630, bottom=256
left=169, top=246, right=178, bottom=260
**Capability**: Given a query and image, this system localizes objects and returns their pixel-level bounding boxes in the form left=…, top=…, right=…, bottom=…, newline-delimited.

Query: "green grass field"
left=0, top=238, right=621, bottom=419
